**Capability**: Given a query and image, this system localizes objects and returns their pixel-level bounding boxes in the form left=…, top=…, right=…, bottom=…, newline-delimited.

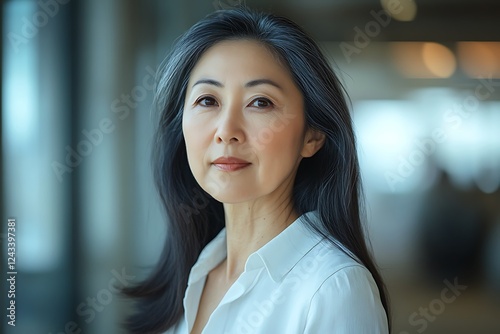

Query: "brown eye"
left=250, top=98, right=273, bottom=108
left=197, top=96, right=218, bottom=107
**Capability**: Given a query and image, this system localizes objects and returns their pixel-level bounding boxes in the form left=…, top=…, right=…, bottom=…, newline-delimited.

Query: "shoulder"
left=292, top=235, right=368, bottom=287
left=294, top=240, right=388, bottom=333
left=276, top=210, right=374, bottom=290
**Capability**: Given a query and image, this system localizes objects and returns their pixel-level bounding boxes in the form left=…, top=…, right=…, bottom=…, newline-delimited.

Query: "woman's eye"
left=197, top=96, right=218, bottom=107
left=250, top=98, right=273, bottom=108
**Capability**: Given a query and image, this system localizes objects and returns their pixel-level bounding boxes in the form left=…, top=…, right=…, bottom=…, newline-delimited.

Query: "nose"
left=214, top=107, right=245, bottom=144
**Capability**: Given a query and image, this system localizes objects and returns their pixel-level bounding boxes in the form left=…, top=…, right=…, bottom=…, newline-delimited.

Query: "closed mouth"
left=212, top=156, right=251, bottom=171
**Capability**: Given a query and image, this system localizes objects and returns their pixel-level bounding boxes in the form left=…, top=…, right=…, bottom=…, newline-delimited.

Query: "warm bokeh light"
left=381, top=0, right=417, bottom=21
left=457, top=42, right=500, bottom=78
left=391, top=42, right=456, bottom=78
left=422, top=42, right=457, bottom=78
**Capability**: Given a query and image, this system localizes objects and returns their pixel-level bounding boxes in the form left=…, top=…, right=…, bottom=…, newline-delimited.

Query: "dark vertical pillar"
left=66, top=0, right=84, bottom=331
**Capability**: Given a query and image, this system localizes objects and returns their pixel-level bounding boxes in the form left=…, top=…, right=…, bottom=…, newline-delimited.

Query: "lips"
left=212, top=156, right=251, bottom=172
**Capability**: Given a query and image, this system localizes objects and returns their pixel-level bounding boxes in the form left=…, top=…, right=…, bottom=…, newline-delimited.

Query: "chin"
left=200, top=176, right=255, bottom=201
left=203, top=188, right=256, bottom=204
left=209, top=194, right=252, bottom=204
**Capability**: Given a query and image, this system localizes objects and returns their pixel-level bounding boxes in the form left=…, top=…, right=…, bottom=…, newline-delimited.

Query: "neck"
left=221, top=198, right=298, bottom=282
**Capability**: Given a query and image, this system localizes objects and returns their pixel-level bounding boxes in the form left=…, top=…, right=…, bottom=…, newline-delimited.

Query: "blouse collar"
left=187, top=211, right=324, bottom=285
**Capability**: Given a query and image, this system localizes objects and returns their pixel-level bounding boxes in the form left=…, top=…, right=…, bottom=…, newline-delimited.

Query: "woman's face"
left=182, top=39, right=323, bottom=204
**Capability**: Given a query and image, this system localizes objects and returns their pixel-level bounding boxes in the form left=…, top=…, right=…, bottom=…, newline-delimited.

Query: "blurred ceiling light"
left=380, top=0, right=417, bottom=21
left=391, top=42, right=456, bottom=78
left=457, top=42, right=500, bottom=78
left=422, top=42, right=457, bottom=78
left=474, top=170, right=500, bottom=194
left=354, top=100, right=425, bottom=193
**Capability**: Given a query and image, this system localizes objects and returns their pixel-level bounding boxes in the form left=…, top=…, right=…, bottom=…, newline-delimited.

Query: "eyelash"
left=195, top=96, right=218, bottom=107
left=249, top=98, right=274, bottom=109
left=195, top=96, right=275, bottom=109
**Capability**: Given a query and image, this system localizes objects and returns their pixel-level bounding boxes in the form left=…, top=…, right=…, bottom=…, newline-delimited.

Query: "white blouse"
left=164, top=211, right=388, bottom=334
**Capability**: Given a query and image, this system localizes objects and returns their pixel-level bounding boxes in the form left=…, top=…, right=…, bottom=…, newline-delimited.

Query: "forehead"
left=188, top=39, right=294, bottom=84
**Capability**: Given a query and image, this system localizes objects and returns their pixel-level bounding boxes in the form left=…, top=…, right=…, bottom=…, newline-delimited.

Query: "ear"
left=301, top=128, right=325, bottom=158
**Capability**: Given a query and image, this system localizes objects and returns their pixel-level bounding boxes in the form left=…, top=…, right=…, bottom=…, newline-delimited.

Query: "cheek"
left=182, top=116, right=211, bottom=173
left=253, top=118, right=305, bottom=179
left=256, top=115, right=304, bottom=157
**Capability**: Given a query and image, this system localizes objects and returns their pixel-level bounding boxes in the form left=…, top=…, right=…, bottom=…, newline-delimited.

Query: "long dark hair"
left=123, top=6, right=390, bottom=333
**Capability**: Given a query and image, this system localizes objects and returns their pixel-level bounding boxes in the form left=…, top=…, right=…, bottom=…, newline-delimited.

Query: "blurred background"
left=2, top=0, right=500, bottom=333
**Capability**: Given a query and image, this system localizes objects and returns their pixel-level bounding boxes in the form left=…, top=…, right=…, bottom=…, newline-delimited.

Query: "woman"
left=124, top=6, right=390, bottom=334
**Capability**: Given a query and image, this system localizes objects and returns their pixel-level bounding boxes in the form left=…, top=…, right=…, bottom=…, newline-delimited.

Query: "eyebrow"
left=192, top=78, right=283, bottom=90
left=192, top=79, right=223, bottom=88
